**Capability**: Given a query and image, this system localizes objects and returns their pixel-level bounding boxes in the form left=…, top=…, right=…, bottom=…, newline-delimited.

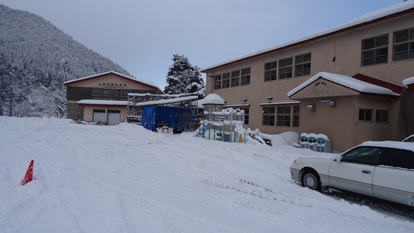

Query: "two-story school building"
left=201, top=1, right=414, bottom=151
left=64, top=71, right=162, bottom=125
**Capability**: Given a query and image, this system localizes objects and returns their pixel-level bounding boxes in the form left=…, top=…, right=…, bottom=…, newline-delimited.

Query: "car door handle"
left=362, top=170, right=371, bottom=174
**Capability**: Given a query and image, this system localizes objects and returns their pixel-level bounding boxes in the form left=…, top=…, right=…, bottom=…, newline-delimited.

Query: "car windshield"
left=341, top=147, right=381, bottom=165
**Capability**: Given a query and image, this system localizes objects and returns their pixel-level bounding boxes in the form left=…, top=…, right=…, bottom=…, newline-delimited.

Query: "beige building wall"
left=299, top=97, right=356, bottom=151
left=204, top=11, right=414, bottom=151
left=298, top=95, right=398, bottom=151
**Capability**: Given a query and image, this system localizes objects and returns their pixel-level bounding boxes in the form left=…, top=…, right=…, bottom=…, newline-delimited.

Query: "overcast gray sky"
left=0, top=0, right=404, bottom=89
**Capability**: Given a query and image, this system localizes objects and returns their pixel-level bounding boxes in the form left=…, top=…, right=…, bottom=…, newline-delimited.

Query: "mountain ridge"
left=0, top=4, right=133, bottom=117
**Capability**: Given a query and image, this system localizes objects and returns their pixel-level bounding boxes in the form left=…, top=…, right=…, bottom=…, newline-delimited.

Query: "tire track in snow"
left=55, top=159, right=252, bottom=233
left=0, top=183, right=49, bottom=233
left=42, top=162, right=113, bottom=233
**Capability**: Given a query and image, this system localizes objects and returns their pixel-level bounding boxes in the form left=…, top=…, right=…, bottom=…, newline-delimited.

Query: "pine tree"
left=164, top=54, right=205, bottom=98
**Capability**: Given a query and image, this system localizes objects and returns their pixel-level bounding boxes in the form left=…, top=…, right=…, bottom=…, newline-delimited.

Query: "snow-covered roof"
left=224, top=104, right=250, bottom=108
left=287, top=72, right=400, bottom=98
left=64, top=71, right=161, bottom=91
left=201, top=1, right=414, bottom=72
left=260, top=100, right=300, bottom=106
left=199, top=94, right=225, bottom=106
left=78, top=99, right=128, bottom=106
left=128, top=93, right=196, bottom=98
left=362, top=141, right=414, bottom=152
left=403, top=76, right=414, bottom=87
left=131, top=96, right=198, bottom=107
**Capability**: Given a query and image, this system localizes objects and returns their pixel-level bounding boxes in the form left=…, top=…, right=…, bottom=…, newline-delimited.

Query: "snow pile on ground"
left=270, top=131, right=298, bottom=146
left=1, top=117, right=413, bottom=233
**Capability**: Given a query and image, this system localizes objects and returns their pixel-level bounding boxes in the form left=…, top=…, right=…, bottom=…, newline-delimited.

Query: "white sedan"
left=290, top=141, right=414, bottom=207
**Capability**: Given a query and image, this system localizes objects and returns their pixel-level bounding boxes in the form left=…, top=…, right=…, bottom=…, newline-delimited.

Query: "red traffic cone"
left=20, top=160, right=34, bottom=185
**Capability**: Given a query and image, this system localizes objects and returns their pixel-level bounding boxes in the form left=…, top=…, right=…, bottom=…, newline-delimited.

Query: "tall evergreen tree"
left=164, top=54, right=205, bottom=98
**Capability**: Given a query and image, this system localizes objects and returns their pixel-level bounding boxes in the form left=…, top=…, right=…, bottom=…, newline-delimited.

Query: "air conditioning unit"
left=307, top=104, right=316, bottom=111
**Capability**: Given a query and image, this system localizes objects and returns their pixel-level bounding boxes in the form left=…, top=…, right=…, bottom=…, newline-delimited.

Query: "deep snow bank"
left=0, top=117, right=413, bottom=233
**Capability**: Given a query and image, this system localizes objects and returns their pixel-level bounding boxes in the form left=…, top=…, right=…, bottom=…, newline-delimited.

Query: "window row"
left=262, top=106, right=300, bottom=127
left=264, top=53, right=311, bottom=81
left=359, top=109, right=389, bottom=122
left=99, top=83, right=127, bottom=87
left=361, top=27, right=414, bottom=66
left=214, top=67, right=251, bottom=90
left=234, top=107, right=387, bottom=127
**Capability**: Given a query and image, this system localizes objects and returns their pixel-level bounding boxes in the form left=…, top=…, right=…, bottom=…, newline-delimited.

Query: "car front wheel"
left=301, top=171, right=321, bottom=191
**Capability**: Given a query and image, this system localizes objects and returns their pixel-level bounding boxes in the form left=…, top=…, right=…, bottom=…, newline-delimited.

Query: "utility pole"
left=0, top=78, right=3, bottom=116
left=8, top=74, right=12, bottom=116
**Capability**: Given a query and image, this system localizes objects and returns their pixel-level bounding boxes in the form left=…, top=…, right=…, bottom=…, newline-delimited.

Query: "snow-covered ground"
left=1, top=117, right=413, bottom=233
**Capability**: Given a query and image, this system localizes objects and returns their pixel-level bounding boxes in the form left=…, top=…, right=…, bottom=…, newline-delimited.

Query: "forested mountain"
left=0, top=4, right=132, bottom=117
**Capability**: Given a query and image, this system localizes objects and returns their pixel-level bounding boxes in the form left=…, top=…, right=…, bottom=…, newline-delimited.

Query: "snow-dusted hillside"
left=0, top=5, right=132, bottom=118
left=0, top=117, right=413, bottom=233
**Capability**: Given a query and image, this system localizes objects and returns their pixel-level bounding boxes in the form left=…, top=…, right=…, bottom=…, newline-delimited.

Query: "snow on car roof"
left=361, top=141, right=414, bottom=152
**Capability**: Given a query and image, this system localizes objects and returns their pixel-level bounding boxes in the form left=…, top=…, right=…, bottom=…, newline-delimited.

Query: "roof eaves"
left=288, top=72, right=400, bottom=99
left=63, top=71, right=115, bottom=85
left=64, top=71, right=162, bottom=92
left=201, top=2, right=414, bottom=72
left=352, top=73, right=404, bottom=94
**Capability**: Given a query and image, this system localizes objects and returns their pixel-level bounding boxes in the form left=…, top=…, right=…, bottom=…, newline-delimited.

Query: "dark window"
left=341, top=147, right=382, bottom=165
left=108, top=110, right=120, bottom=114
left=214, top=75, right=221, bottom=90
left=379, top=148, right=414, bottom=169
left=393, top=28, right=414, bottom=61
left=264, top=61, right=277, bottom=81
left=222, top=72, right=230, bottom=88
left=361, top=34, right=389, bottom=66
left=231, top=70, right=240, bottom=87
left=262, top=107, right=275, bottom=126
left=240, top=107, right=249, bottom=125
left=293, top=106, right=300, bottom=127
left=295, top=53, right=311, bottom=77
left=90, top=88, right=131, bottom=100
left=375, top=110, right=388, bottom=122
left=359, top=109, right=373, bottom=121
left=276, top=106, right=291, bottom=127
left=241, top=68, right=251, bottom=85
left=279, top=57, right=293, bottom=79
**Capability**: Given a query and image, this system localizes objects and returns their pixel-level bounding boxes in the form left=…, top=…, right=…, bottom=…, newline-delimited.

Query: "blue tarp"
left=141, top=106, right=156, bottom=131
left=141, top=106, right=196, bottom=132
